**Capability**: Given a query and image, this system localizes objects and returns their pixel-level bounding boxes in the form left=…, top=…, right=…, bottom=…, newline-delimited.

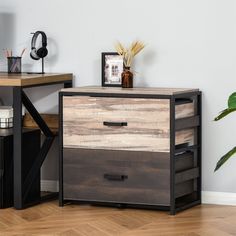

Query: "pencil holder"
left=7, top=57, right=21, bottom=73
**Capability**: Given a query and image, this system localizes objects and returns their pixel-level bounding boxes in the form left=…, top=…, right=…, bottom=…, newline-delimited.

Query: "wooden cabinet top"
left=0, top=73, right=72, bottom=87
left=61, top=86, right=199, bottom=96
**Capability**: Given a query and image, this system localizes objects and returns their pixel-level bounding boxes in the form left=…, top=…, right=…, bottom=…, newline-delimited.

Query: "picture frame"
left=101, top=52, right=124, bottom=87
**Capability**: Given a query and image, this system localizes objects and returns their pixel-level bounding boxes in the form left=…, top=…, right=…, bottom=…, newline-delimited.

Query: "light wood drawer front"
left=63, top=96, right=170, bottom=152
left=63, top=148, right=170, bottom=206
left=63, top=96, right=195, bottom=152
left=175, top=102, right=195, bottom=119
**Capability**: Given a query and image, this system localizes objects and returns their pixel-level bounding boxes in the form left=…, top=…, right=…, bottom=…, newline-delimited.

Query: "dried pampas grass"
left=115, top=40, right=145, bottom=67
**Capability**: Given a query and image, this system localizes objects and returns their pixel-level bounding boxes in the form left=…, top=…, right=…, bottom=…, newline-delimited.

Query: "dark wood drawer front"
left=175, top=152, right=194, bottom=172
left=63, top=148, right=170, bottom=206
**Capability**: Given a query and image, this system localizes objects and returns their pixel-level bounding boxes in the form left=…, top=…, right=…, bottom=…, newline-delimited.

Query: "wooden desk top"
left=0, top=73, right=73, bottom=87
left=61, top=86, right=199, bottom=96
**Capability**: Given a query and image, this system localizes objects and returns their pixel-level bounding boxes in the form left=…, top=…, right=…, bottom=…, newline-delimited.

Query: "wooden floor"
left=1, top=202, right=236, bottom=236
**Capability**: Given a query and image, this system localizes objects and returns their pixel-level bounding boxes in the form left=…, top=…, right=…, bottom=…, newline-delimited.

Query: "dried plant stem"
left=115, top=40, right=145, bottom=68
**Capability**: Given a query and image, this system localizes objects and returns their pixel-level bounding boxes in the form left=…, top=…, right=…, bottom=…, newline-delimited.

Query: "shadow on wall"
left=0, top=11, right=15, bottom=62
left=47, top=37, right=59, bottom=68
left=135, top=49, right=157, bottom=87
left=0, top=11, right=15, bottom=105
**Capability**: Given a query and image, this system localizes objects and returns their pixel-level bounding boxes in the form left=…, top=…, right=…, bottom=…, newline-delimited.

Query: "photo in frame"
left=102, top=52, right=124, bottom=87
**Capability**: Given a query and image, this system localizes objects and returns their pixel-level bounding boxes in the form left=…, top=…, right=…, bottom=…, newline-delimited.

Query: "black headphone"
left=30, top=31, right=48, bottom=60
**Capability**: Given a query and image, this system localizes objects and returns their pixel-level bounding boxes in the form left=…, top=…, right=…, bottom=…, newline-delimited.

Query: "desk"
left=0, top=73, right=73, bottom=209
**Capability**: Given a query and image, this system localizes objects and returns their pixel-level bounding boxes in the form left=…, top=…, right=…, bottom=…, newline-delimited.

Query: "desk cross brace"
left=13, top=88, right=59, bottom=209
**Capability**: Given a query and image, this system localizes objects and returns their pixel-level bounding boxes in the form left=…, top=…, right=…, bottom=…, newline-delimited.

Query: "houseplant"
left=115, top=40, right=145, bottom=88
left=214, top=92, right=236, bottom=171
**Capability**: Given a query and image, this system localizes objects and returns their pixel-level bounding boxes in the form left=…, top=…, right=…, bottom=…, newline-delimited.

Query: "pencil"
left=3, top=49, right=8, bottom=58
left=6, top=49, right=9, bottom=57
left=20, top=48, right=26, bottom=57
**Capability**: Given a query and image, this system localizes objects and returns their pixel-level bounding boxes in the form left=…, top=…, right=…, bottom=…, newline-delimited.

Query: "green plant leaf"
left=228, top=92, right=236, bottom=109
left=214, top=108, right=236, bottom=121
left=214, top=146, right=236, bottom=171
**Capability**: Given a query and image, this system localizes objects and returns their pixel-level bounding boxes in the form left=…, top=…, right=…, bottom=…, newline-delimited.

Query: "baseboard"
left=41, top=180, right=59, bottom=192
left=39, top=183, right=236, bottom=206
left=202, top=191, right=236, bottom=206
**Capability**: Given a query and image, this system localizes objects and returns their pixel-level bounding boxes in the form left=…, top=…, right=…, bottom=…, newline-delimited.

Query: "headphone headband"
left=31, top=31, right=47, bottom=49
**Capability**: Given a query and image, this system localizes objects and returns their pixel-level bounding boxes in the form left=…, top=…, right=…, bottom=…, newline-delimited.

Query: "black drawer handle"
left=103, top=121, right=128, bottom=127
left=104, top=174, right=128, bottom=181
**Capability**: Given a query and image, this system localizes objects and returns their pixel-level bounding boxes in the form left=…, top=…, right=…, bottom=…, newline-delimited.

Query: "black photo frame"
left=102, top=52, right=124, bottom=87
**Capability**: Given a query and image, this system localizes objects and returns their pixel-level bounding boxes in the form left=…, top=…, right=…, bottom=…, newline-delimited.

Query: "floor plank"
left=1, top=202, right=236, bottom=236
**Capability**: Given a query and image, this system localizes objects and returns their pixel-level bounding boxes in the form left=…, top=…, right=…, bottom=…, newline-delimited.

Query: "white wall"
left=1, top=0, right=236, bottom=193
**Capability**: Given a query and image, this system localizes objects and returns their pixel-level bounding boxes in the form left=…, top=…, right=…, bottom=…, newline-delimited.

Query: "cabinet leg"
left=170, top=208, right=176, bottom=215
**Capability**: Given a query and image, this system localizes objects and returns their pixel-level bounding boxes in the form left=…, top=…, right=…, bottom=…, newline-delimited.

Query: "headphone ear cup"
left=30, top=49, right=40, bottom=60
left=37, top=47, right=48, bottom=58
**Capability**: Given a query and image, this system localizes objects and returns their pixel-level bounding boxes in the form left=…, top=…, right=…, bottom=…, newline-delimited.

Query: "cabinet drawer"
left=63, top=96, right=194, bottom=152
left=63, top=148, right=170, bottom=206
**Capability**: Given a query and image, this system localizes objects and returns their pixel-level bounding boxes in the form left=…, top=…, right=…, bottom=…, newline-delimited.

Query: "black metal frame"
left=170, top=97, right=176, bottom=215
left=101, top=52, right=124, bottom=87
left=59, top=90, right=202, bottom=215
left=13, top=80, right=72, bottom=209
left=172, top=92, right=202, bottom=214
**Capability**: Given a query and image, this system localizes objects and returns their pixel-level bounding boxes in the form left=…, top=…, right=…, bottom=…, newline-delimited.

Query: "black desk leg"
left=64, top=82, right=72, bottom=88
left=13, top=87, right=23, bottom=209
left=13, top=82, right=72, bottom=209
